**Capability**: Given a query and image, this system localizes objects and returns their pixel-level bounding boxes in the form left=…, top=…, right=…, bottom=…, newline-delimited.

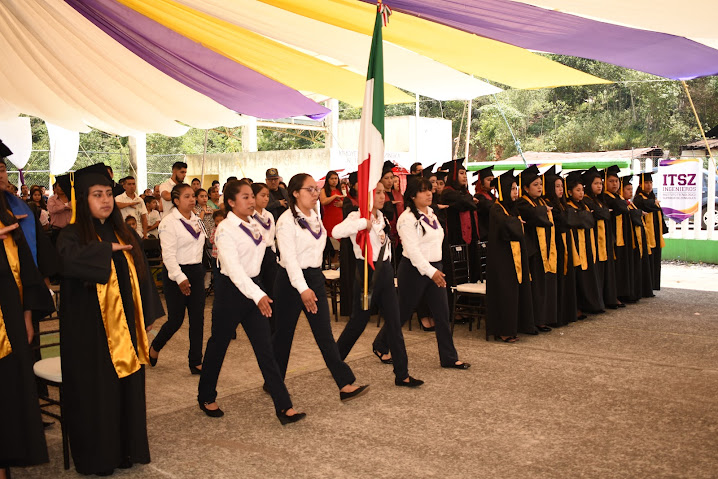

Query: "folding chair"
left=449, top=243, right=487, bottom=335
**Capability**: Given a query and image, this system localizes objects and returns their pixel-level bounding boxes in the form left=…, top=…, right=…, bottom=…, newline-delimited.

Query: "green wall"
left=662, top=238, right=718, bottom=264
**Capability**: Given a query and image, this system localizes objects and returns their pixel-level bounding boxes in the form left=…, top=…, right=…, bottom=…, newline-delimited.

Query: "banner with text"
left=658, top=158, right=702, bottom=223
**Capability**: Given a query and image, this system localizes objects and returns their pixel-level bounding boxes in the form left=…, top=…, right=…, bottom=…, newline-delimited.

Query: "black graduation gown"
left=627, top=204, right=654, bottom=298
left=567, top=201, right=605, bottom=313
left=440, top=187, right=480, bottom=283
left=633, top=192, right=666, bottom=290
left=57, top=220, right=164, bottom=475
left=474, top=190, right=495, bottom=242
left=585, top=196, right=618, bottom=308
left=516, top=196, right=556, bottom=327
left=550, top=202, right=578, bottom=326
left=0, top=230, right=54, bottom=468
left=486, top=202, right=535, bottom=337
left=339, top=198, right=359, bottom=316
left=602, top=192, right=634, bottom=302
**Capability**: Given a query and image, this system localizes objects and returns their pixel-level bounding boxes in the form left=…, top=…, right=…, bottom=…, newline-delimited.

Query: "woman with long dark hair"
left=622, top=178, right=654, bottom=298
left=543, top=167, right=578, bottom=327
left=0, top=187, right=54, bottom=479
left=633, top=172, right=666, bottom=290
left=198, top=181, right=305, bottom=424
left=27, top=185, right=50, bottom=231
left=55, top=163, right=164, bottom=475
left=375, top=177, right=470, bottom=369
left=272, top=174, right=369, bottom=402
left=486, top=170, right=535, bottom=341
left=319, top=170, right=344, bottom=239
left=602, top=167, right=636, bottom=304
left=251, top=182, right=278, bottom=333
left=151, top=183, right=206, bottom=374
left=333, top=180, right=423, bottom=387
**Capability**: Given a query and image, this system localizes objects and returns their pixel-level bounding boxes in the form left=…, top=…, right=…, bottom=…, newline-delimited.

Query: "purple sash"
left=297, top=217, right=323, bottom=240
left=421, top=214, right=439, bottom=230
left=253, top=213, right=271, bottom=231
left=239, top=222, right=263, bottom=246
left=180, top=218, right=201, bottom=239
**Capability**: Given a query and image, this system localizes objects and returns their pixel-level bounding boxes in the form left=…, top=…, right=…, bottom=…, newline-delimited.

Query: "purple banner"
left=365, top=0, right=718, bottom=80
left=66, top=0, right=329, bottom=120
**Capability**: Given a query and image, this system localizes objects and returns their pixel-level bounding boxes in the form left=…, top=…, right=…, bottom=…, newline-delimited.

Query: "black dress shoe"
left=524, top=330, right=539, bottom=335
left=190, top=365, right=202, bottom=375
left=43, top=420, right=54, bottom=429
left=340, top=384, right=369, bottom=402
left=395, top=376, right=424, bottom=387
left=537, top=326, right=552, bottom=332
left=277, top=410, right=306, bottom=425
left=262, top=383, right=270, bottom=394
left=198, top=401, right=224, bottom=418
left=617, top=303, right=627, bottom=308
left=149, top=355, right=157, bottom=367
left=442, top=362, right=471, bottom=370
left=577, top=314, right=587, bottom=320
left=373, top=349, right=393, bottom=364
left=606, top=304, right=619, bottom=310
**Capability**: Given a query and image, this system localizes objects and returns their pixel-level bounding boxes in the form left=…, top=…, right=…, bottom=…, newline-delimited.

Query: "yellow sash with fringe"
left=596, top=219, right=607, bottom=261
left=522, top=196, right=557, bottom=274
left=0, top=220, right=22, bottom=359
left=96, top=237, right=150, bottom=378
left=498, top=203, right=524, bottom=284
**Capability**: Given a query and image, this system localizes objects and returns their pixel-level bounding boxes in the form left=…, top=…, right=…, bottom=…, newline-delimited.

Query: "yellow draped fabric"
left=596, top=219, right=608, bottom=262
left=116, top=0, right=412, bottom=106
left=590, top=228, right=597, bottom=263
left=657, top=211, right=666, bottom=248
left=95, top=237, right=150, bottom=378
left=262, top=0, right=611, bottom=89
left=616, top=215, right=624, bottom=247
left=0, top=220, right=22, bottom=360
left=635, top=227, right=644, bottom=258
left=510, top=242, right=523, bottom=284
left=643, top=213, right=656, bottom=250
left=561, top=232, right=568, bottom=275
left=523, top=196, right=557, bottom=274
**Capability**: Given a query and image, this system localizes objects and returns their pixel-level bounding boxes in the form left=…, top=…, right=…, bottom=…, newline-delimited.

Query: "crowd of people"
left=0, top=141, right=665, bottom=476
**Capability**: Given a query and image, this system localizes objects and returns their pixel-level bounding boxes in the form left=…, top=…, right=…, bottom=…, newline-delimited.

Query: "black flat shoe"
left=577, top=314, right=587, bottom=320
left=524, top=330, right=539, bottom=335
left=277, top=409, right=306, bottom=425
left=373, top=349, right=393, bottom=365
left=395, top=376, right=424, bottom=387
left=340, top=384, right=369, bottom=402
left=190, top=365, right=202, bottom=375
left=617, top=303, right=627, bottom=308
left=262, top=383, right=270, bottom=394
left=149, top=355, right=157, bottom=367
left=198, top=401, right=224, bottom=418
left=606, top=304, right=619, bottom=310
left=537, top=326, right=552, bottom=332
left=443, top=362, right=471, bottom=370
left=495, top=336, right=517, bottom=343
left=418, top=320, right=435, bottom=332
left=43, top=420, right=54, bottom=429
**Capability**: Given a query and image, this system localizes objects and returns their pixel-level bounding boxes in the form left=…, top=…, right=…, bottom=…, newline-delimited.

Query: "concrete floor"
left=14, top=264, right=718, bottom=479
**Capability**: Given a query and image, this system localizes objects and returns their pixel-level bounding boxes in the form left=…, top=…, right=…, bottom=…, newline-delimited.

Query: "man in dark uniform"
left=265, top=168, right=289, bottom=220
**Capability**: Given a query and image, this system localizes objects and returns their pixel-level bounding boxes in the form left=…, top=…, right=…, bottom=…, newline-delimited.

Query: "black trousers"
left=336, top=260, right=409, bottom=381
left=374, top=260, right=459, bottom=366
left=153, top=264, right=205, bottom=367
left=198, top=273, right=292, bottom=413
left=260, top=247, right=278, bottom=333
left=272, top=267, right=356, bottom=389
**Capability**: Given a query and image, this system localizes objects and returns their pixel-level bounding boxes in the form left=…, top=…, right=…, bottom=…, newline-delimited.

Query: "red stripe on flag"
left=357, top=153, right=374, bottom=270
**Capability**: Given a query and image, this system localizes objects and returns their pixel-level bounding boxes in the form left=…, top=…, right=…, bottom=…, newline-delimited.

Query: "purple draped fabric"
left=364, top=0, right=718, bottom=80
left=66, top=0, right=329, bottom=120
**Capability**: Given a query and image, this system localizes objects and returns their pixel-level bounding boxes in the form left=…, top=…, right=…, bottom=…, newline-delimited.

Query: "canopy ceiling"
left=1, top=0, right=717, bottom=139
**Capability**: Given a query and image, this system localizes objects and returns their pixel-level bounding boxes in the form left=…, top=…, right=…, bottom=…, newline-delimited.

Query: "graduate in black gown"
left=0, top=191, right=54, bottom=479
left=622, top=178, right=654, bottom=299
left=565, top=171, right=605, bottom=315
left=601, top=166, right=632, bottom=306
left=56, top=164, right=165, bottom=476
left=486, top=170, right=535, bottom=342
left=517, top=165, right=556, bottom=332
left=473, top=166, right=496, bottom=242
left=543, top=167, right=578, bottom=326
left=583, top=167, right=620, bottom=309
left=633, top=172, right=666, bottom=291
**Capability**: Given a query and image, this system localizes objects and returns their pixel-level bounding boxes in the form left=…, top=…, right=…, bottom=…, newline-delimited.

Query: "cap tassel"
left=541, top=175, right=545, bottom=196
left=69, top=172, right=77, bottom=225
left=498, top=175, right=503, bottom=202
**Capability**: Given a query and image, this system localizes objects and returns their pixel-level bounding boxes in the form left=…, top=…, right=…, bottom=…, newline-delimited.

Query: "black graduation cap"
left=348, top=171, right=358, bottom=185
left=543, top=166, right=561, bottom=196
left=382, top=160, right=395, bottom=176
left=434, top=170, right=448, bottom=182
left=581, top=166, right=602, bottom=185
left=619, top=173, right=633, bottom=193
left=604, top=164, right=621, bottom=179
left=55, top=163, right=113, bottom=225
left=519, top=165, right=540, bottom=187
left=421, top=163, right=436, bottom=179
left=565, top=170, right=585, bottom=189
left=444, top=158, right=466, bottom=183
left=491, top=169, right=517, bottom=202
left=0, top=139, right=13, bottom=158
left=478, top=166, right=493, bottom=180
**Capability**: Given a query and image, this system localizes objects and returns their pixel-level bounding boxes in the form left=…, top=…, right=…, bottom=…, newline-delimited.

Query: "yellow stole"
left=96, top=236, right=150, bottom=378
left=638, top=193, right=665, bottom=249
left=0, top=220, right=22, bottom=360
left=568, top=201, right=589, bottom=271
left=627, top=203, right=644, bottom=258
left=498, top=203, right=524, bottom=284
left=605, top=192, right=625, bottom=247
left=561, top=232, right=568, bottom=275
left=522, top=196, right=557, bottom=274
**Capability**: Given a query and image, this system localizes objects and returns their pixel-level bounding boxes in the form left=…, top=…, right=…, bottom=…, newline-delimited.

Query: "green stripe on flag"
left=367, top=11, right=385, bottom=140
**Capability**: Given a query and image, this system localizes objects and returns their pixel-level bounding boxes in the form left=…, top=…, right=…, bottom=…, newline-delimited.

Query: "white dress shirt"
left=332, top=210, right=392, bottom=262
left=158, top=208, right=205, bottom=284
left=215, top=211, right=267, bottom=305
left=253, top=208, right=276, bottom=252
left=147, top=210, right=161, bottom=238
left=397, top=207, right=444, bottom=278
left=116, top=192, right=147, bottom=237
left=276, top=208, right=326, bottom=293
left=158, top=177, right=177, bottom=218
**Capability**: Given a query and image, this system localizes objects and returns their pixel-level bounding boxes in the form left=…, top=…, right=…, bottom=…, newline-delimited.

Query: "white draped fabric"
left=0, top=117, right=32, bottom=169
left=0, top=0, right=247, bottom=137
left=514, top=0, right=718, bottom=49
left=47, top=122, right=80, bottom=176
left=172, top=0, right=502, bottom=100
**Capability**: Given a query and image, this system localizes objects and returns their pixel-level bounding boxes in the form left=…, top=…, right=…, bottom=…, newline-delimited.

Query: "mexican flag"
left=357, top=4, right=390, bottom=269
